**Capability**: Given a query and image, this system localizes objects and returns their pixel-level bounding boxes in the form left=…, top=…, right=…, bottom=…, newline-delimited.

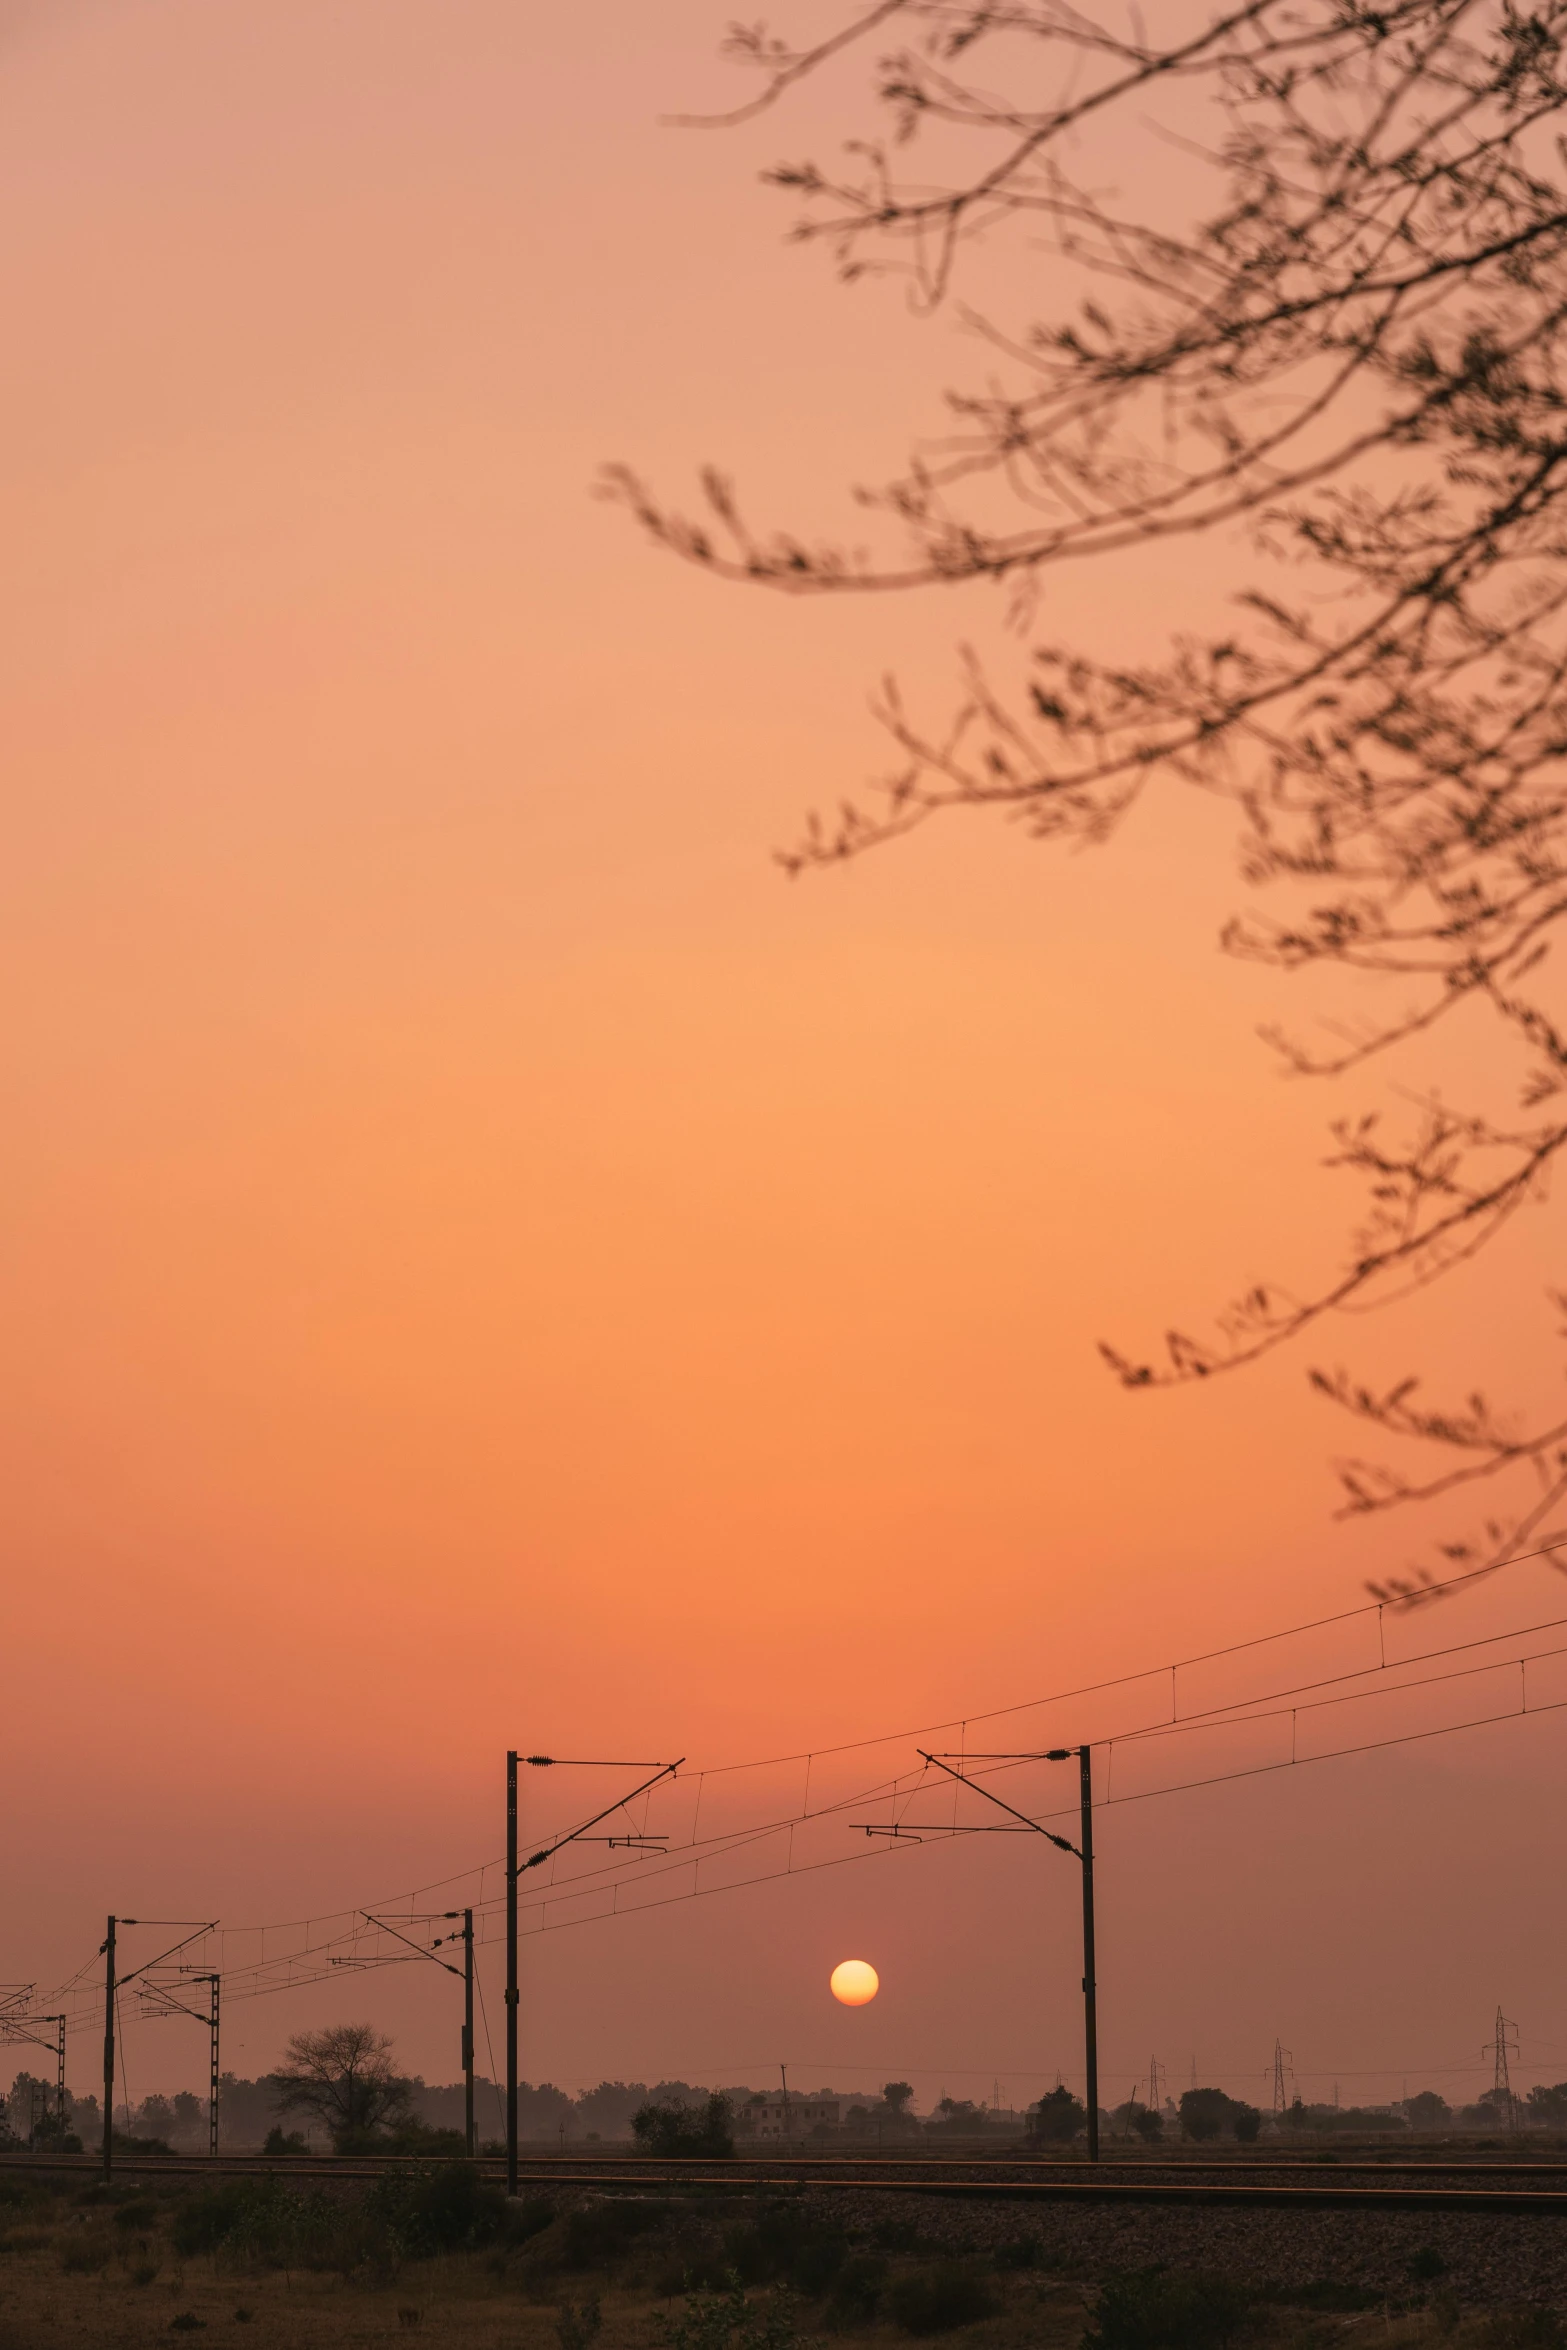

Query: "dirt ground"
left=1, top=2173, right=1563, bottom=2350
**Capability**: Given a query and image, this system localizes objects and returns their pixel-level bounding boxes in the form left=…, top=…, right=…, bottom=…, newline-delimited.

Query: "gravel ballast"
left=815, top=2186, right=1567, bottom=2305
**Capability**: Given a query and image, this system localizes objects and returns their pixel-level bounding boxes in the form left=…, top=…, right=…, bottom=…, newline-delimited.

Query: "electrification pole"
left=3, top=2006, right=67, bottom=2138
left=908, top=1745, right=1101, bottom=2162
left=1077, top=1744, right=1098, bottom=2164
left=506, top=1751, right=519, bottom=2195
left=503, top=1750, right=683, bottom=2192
left=419, top=1907, right=476, bottom=2155
left=131, top=1971, right=221, bottom=2154
left=101, top=1917, right=116, bottom=2185
left=463, top=1909, right=475, bottom=2159
left=208, top=1975, right=221, bottom=2157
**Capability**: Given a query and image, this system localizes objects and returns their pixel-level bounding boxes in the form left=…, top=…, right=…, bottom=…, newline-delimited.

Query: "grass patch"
left=1264, top=2283, right=1381, bottom=2314
left=886, top=2260, right=999, bottom=2336
left=557, top=2198, right=674, bottom=2273
left=1086, top=2269, right=1253, bottom=2350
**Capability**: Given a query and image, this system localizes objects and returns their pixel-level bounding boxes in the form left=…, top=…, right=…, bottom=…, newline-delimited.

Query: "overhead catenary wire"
left=62, top=1668, right=1567, bottom=2031
left=677, top=1537, right=1567, bottom=1779
left=30, top=1664, right=1564, bottom=2037
left=32, top=1686, right=1567, bottom=2033
left=28, top=1541, right=1567, bottom=2037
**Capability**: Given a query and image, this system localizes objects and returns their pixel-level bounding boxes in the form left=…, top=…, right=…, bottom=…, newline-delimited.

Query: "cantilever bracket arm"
left=361, top=1913, right=462, bottom=1979
left=916, top=1750, right=1081, bottom=1857
left=513, top=1759, right=684, bottom=1879
left=118, top=1925, right=219, bottom=1992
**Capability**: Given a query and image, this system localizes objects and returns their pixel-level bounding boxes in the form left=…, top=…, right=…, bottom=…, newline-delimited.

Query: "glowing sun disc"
left=830, top=1959, right=879, bottom=2006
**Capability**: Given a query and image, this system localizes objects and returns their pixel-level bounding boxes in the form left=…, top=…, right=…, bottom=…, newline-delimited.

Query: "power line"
left=29, top=1550, right=1567, bottom=2031
left=37, top=1668, right=1567, bottom=2029
left=686, top=1537, right=1567, bottom=1780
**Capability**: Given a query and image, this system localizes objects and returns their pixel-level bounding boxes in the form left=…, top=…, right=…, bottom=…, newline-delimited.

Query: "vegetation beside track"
left=2, top=2160, right=1566, bottom=2348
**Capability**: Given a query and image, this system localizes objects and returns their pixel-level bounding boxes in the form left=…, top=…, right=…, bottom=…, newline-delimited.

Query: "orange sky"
left=4, top=0, right=1567, bottom=2114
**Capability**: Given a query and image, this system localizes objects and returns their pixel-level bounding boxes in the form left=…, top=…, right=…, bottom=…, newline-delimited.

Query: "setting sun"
left=829, top=1959, right=879, bottom=2007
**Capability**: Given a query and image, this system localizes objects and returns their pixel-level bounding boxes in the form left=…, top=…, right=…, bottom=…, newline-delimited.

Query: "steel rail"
left=9, top=2151, right=1567, bottom=2212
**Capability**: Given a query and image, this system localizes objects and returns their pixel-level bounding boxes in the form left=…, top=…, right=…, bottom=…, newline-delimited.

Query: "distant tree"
left=882, top=2082, right=914, bottom=2116
left=615, top=0, right=1567, bottom=1577
left=4, top=2073, right=48, bottom=2142
left=1132, top=2108, right=1164, bottom=2146
left=575, top=2081, right=652, bottom=2140
left=5, top=2071, right=81, bottom=2151
left=171, top=2091, right=204, bottom=2141
left=1180, top=2088, right=1243, bottom=2144
left=930, top=2095, right=985, bottom=2134
left=1334, top=2106, right=1409, bottom=2135
left=273, top=2024, right=415, bottom=2149
left=1403, top=2090, right=1453, bottom=2129
left=1029, top=2086, right=1086, bottom=2145
left=66, top=2091, right=100, bottom=2143
left=1527, top=2082, right=1567, bottom=2127
left=136, top=2094, right=178, bottom=2142
left=1232, top=2104, right=1262, bottom=2145
left=631, top=2090, right=734, bottom=2158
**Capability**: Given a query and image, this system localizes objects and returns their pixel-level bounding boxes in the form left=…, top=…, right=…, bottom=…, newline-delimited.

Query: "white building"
left=735, top=2090, right=885, bottom=2140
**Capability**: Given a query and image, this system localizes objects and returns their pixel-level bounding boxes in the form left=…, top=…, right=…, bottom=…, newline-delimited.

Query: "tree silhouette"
left=630, top=2089, right=735, bottom=2156
left=610, top=1, right=1567, bottom=1592
left=273, top=2023, right=413, bottom=2148
left=1029, top=2083, right=1086, bottom=2142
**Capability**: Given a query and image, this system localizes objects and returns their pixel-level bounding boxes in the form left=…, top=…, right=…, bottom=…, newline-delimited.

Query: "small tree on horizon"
left=631, top=2090, right=735, bottom=2158
left=1029, top=2085, right=1086, bottom=2144
left=1404, top=2089, right=1454, bottom=2129
left=1180, top=2087, right=1238, bottom=2144
left=273, top=2023, right=414, bottom=2149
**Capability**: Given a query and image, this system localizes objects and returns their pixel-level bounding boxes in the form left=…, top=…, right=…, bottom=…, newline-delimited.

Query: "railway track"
left=8, top=2150, right=1567, bottom=2213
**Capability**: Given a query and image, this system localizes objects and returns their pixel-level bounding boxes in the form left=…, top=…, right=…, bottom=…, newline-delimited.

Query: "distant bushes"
left=364, top=2162, right=512, bottom=2256
left=722, top=2205, right=846, bottom=2293
left=170, top=2162, right=546, bottom=2274
left=632, top=2093, right=734, bottom=2159
left=1027, top=2086, right=1086, bottom=2145
left=827, top=2250, right=888, bottom=2325
left=1087, top=2269, right=1252, bottom=2350
left=886, top=2261, right=998, bottom=2335
left=651, top=2277, right=806, bottom=2350
left=558, top=2197, right=672, bottom=2272
left=1178, top=2090, right=1261, bottom=2145
left=1480, top=2313, right=1567, bottom=2350
left=171, top=2178, right=349, bottom=2269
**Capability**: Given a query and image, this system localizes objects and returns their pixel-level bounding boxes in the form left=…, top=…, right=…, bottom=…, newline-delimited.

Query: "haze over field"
left=3, top=0, right=1566, bottom=2116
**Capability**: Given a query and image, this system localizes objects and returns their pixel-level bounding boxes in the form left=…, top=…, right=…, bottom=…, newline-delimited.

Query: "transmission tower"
left=1149, top=2056, right=1164, bottom=2114
left=1486, top=2007, right=1520, bottom=2130
left=1272, top=2040, right=1293, bottom=2116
